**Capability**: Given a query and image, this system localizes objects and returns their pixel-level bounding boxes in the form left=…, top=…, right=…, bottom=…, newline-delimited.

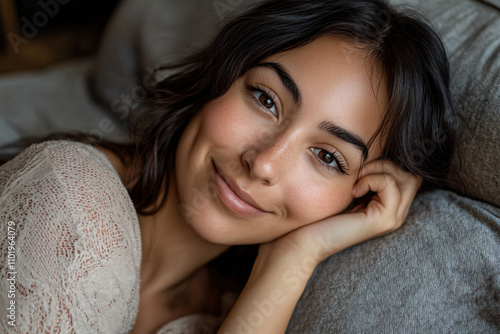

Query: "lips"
left=212, top=161, right=268, bottom=217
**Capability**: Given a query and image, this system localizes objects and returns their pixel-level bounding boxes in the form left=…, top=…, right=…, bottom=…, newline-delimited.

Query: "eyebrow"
left=254, top=62, right=302, bottom=107
left=318, top=121, right=369, bottom=160
left=254, top=62, right=368, bottom=160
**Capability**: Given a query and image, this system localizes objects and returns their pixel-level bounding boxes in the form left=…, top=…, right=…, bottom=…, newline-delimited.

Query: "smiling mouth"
left=212, top=161, right=268, bottom=217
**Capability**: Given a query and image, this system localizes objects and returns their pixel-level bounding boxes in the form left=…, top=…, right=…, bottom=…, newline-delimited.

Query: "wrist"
left=218, top=243, right=317, bottom=334
left=247, top=243, right=318, bottom=287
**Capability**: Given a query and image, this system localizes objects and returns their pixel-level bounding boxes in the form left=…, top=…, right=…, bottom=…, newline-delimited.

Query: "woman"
left=0, top=0, right=455, bottom=332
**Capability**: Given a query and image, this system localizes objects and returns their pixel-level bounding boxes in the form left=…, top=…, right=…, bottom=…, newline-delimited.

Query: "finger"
left=356, top=171, right=420, bottom=224
left=354, top=161, right=423, bottom=233
left=353, top=175, right=418, bottom=225
left=353, top=173, right=401, bottom=221
left=358, top=159, right=406, bottom=181
left=357, top=160, right=421, bottom=206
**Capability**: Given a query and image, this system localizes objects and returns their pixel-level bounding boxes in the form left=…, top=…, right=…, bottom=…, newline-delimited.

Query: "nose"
left=241, top=131, right=295, bottom=186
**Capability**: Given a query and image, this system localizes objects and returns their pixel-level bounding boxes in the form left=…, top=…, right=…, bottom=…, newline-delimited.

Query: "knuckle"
left=384, top=174, right=397, bottom=188
left=384, top=160, right=397, bottom=170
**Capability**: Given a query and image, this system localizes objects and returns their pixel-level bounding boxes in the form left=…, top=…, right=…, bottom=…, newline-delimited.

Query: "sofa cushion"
left=287, top=190, right=500, bottom=332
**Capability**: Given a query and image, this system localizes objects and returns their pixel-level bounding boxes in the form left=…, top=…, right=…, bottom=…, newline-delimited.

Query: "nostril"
left=241, top=148, right=257, bottom=171
left=227, top=159, right=244, bottom=176
left=241, top=156, right=250, bottom=174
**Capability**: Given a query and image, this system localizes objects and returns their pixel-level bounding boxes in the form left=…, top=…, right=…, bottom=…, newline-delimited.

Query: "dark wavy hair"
left=1, top=0, right=456, bottom=218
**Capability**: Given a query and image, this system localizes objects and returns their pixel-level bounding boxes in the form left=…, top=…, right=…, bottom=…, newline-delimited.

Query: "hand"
left=258, top=159, right=423, bottom=265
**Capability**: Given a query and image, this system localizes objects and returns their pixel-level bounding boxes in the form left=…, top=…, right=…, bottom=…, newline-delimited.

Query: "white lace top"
left=0, top=140, right=236, bottom=333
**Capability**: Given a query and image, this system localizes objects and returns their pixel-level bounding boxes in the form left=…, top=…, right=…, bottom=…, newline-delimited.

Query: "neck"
left=138, top=175, right=230, bottom=294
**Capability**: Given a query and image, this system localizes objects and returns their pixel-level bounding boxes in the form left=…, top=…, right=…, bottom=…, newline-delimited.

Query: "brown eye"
left=258, top=94, right=274, bottom=109
left=310, top=147, right=348, bottom=175
left=310, top=147, right=340, bottom=170
left=318, top=150, right=334, bottom=163
left=252, top=89, right=278, bottom=116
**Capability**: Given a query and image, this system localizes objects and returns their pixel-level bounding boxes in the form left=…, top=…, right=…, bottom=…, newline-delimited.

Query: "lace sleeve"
left=0, top=141, right=142, bottom=333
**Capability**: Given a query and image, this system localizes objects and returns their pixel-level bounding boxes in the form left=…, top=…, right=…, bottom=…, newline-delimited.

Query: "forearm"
left=218, top=249, right=317, bottom=334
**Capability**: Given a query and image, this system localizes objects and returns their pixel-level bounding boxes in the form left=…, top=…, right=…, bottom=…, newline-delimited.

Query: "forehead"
left=262, top=36, right=387, bottom=159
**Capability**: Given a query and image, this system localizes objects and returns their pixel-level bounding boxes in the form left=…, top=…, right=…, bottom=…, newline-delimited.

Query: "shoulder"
left=1, top=139, right=118, bottom=178
left=1, top=140, right=118, bottom=188
left=0, top=138, right=142, bottom=262
left=2, top=140, right=126, bottom=200
left=1, top=139, right=140, bottom=247
left=0, top=140, right=141, bottom=332
left=0, top=139, right=142, bottom=279
left=1, top=139, right=139, bottom=226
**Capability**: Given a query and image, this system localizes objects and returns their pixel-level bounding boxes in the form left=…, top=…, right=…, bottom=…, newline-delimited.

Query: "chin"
left=178, top=206, right=236, bottom=244
left=180, top=207, right=268, bottom=245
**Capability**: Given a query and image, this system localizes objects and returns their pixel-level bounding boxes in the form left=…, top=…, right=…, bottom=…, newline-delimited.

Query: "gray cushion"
left=287, top=190, right=500, bottom=332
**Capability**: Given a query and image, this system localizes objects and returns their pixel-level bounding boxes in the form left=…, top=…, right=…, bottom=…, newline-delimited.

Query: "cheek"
left=200, top=97, right=254, bottom=147
left=286, top=177, right=354, bottom=225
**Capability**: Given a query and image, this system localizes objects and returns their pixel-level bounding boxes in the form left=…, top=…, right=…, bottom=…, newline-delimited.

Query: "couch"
left=1, top=0, right=498, bottom=332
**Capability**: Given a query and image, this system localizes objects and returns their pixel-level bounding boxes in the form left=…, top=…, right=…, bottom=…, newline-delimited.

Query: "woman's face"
left=175, top=36, right=387, bottom=245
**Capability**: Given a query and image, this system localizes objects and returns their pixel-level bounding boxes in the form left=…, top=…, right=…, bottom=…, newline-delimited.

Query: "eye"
left=247, top=85, right=279, bottom=117
left=310, top=147, right=349, bottom=175
left=255, top=91, right=276, bottom=111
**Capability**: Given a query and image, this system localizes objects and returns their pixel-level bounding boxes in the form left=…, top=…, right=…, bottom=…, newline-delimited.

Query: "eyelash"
left=246, top=84, right=279, bottom=117
left=311, top=148, right=349, bottom=175
left=246, top=83, right=349, bottom=176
